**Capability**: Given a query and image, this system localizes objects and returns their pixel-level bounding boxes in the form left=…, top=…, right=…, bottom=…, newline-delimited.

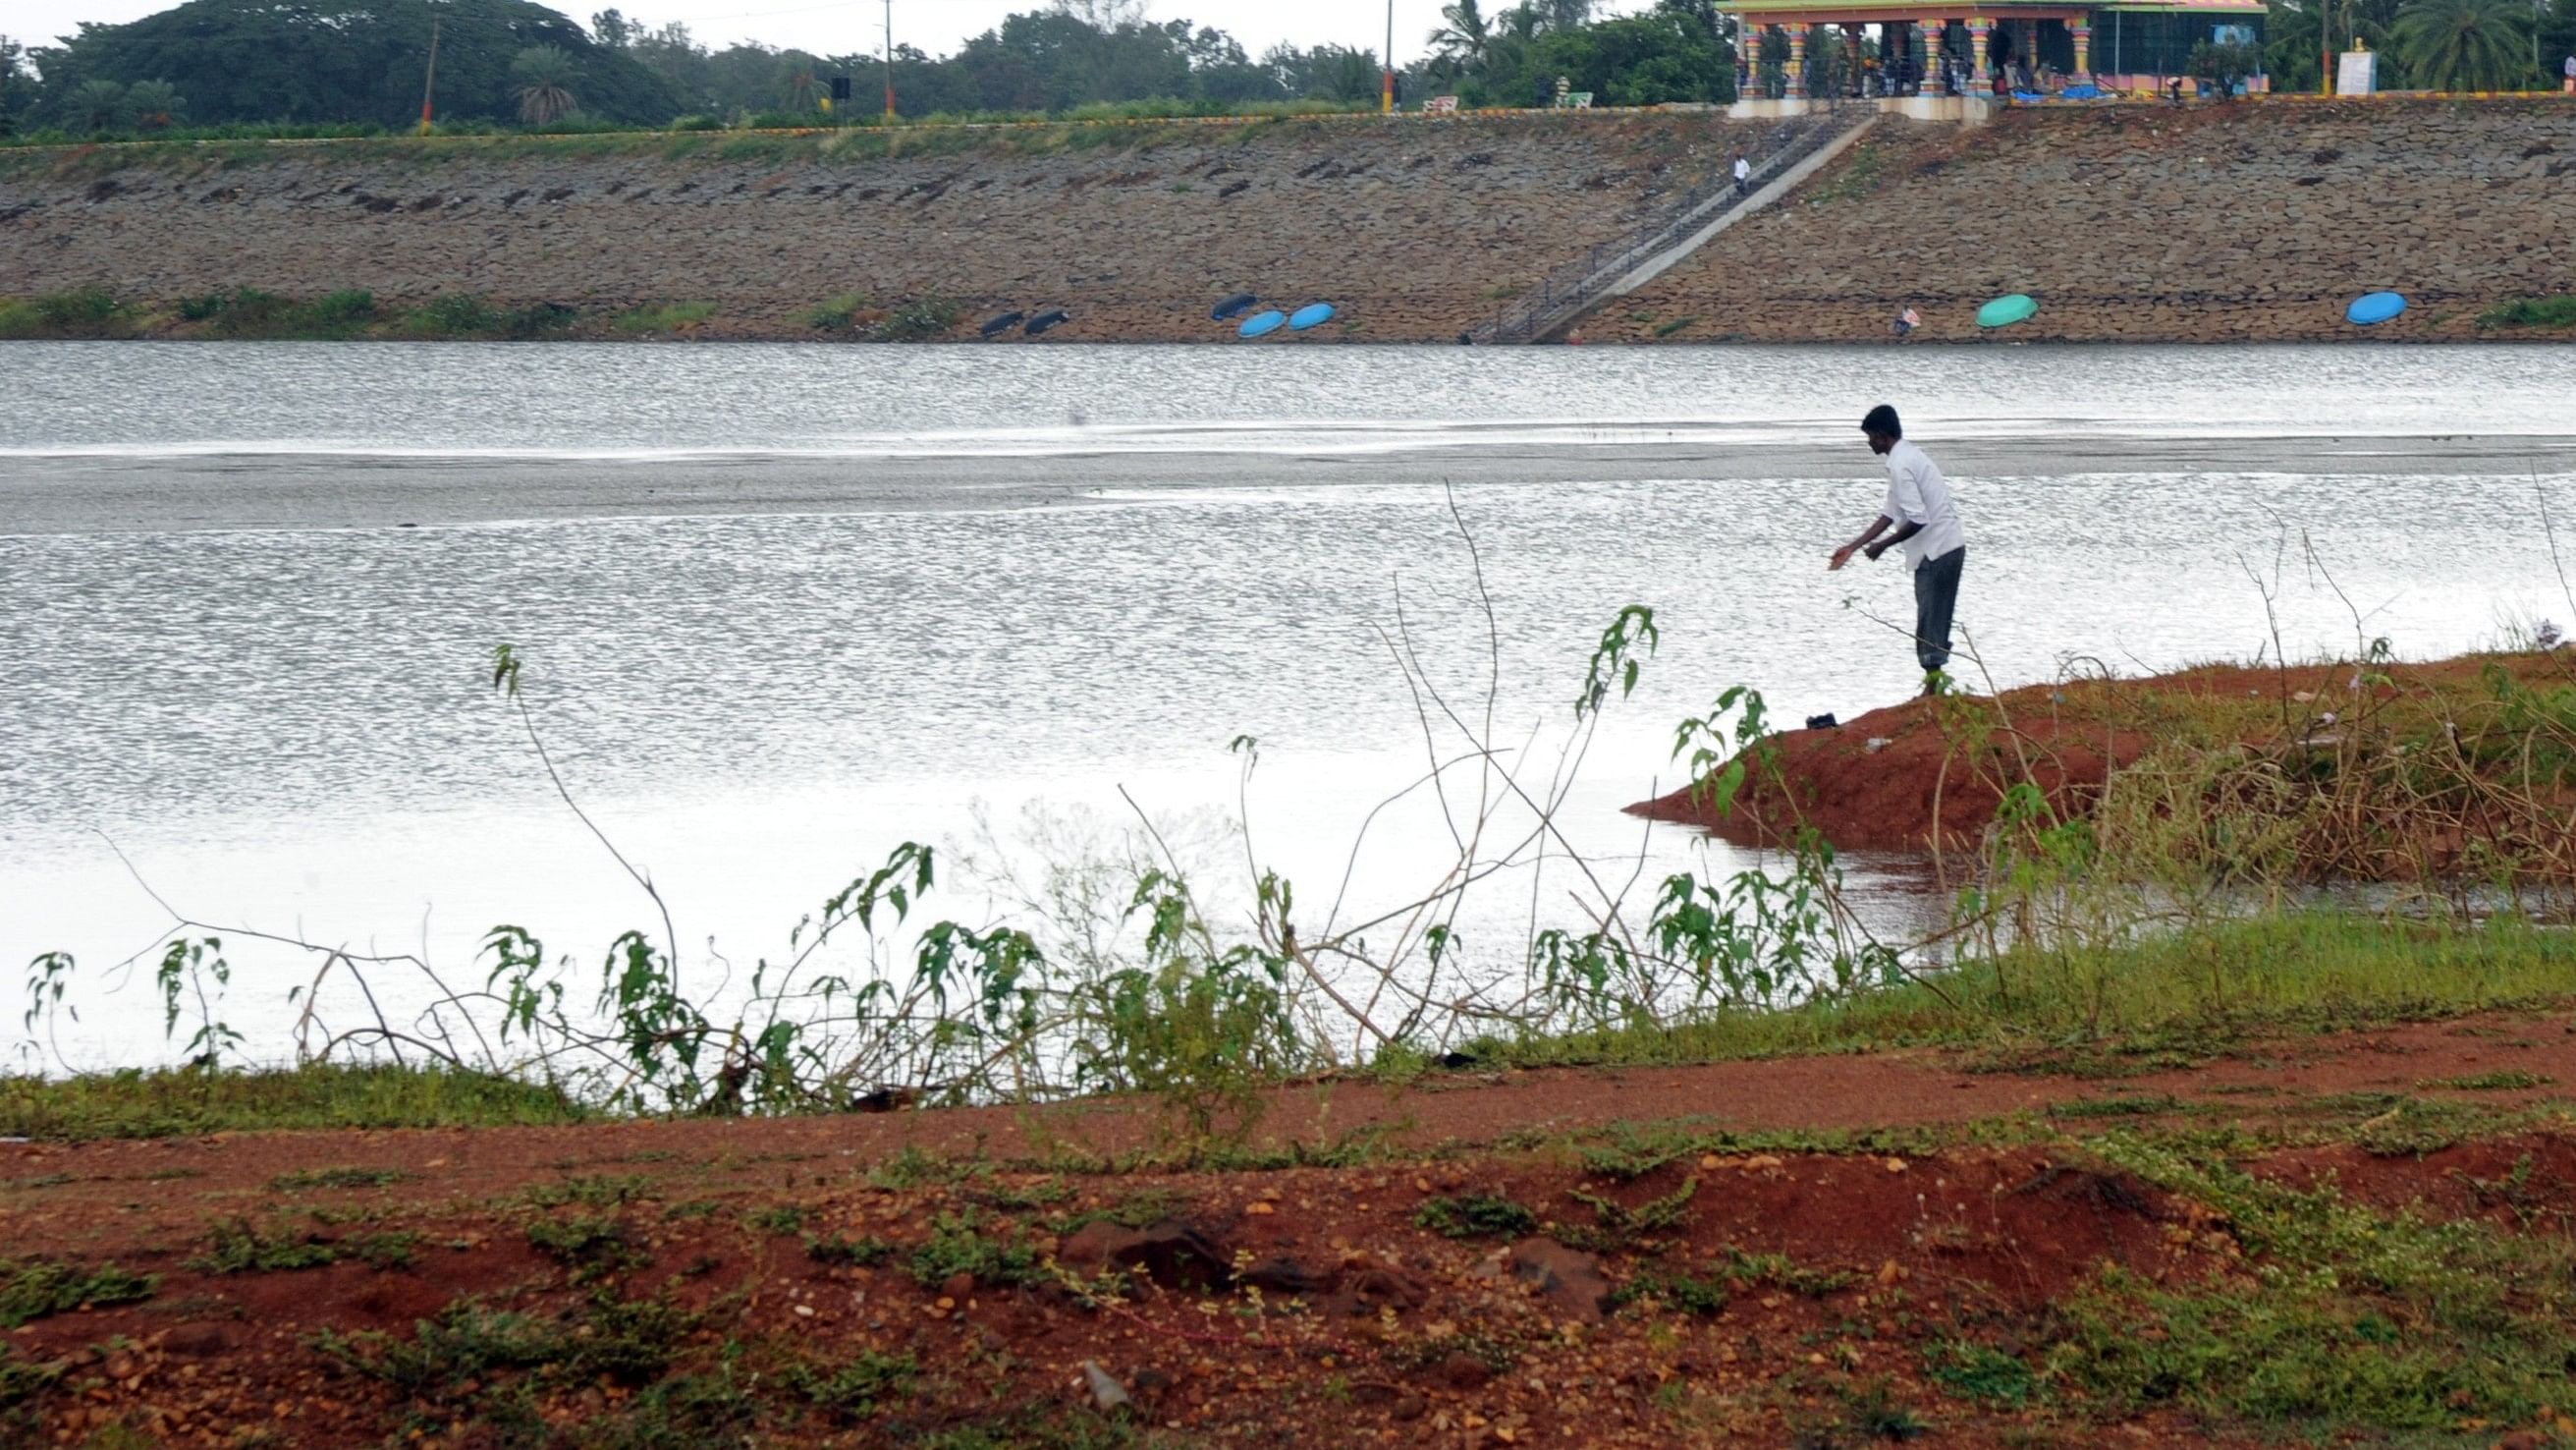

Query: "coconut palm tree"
left=781, top=65, right=821, bottom=111
left=1429, top=0, right=1496, bottom=74
left=511, top=45, right=580, bottom=125
left=2392, top=0, right=2533, bottom=87
left=67, top=78, right=133, bottom=132
left=124, top=79, right=185, bottom=131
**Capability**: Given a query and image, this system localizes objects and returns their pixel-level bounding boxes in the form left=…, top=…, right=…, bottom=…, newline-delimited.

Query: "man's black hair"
left=1861, top=404, right=1902, bottom=438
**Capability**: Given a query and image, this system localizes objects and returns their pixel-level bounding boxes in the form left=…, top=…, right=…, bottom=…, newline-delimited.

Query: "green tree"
left=589, top=8, right=635, bottom=49
left=67, top=77, right=132, bottom=132
left=779, top=61, right=820, bottom=111
left=0, top=34, right=36, bottom=135
left=30, top=0, right=679, bottom=128
left=2188, top=37, right=2262, bottom=93
left=2392, top=0, right=2534, bottom=85
left=1430, top=0, right=1498, bottom=75
left=1304, top=43, right=1384, bottom=101
left=511, top=44, right=578, bottom=123
left=124, top=78, right=186, bottom=129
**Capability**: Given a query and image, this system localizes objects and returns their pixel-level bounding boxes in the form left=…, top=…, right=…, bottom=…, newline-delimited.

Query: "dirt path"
left=9, top=1010, right=2570, bottom=1257
left=3, top=1012, right=2569, bottom=1448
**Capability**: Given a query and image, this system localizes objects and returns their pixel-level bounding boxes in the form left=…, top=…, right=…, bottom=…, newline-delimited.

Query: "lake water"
left=6, top=341, right=2574, bottom=1070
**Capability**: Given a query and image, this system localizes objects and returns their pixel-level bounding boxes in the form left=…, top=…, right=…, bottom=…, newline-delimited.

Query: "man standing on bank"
left=1829, top=404, right=1967, bottom=697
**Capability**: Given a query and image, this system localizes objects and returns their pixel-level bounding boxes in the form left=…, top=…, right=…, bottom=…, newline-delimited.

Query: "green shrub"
left=2477, top=296, right=2576, bottom=330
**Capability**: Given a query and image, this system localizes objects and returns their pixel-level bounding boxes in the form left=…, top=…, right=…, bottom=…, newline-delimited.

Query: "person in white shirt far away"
left=1829, top=404, right=1968, bottom=697
left=2563, top=51, right=2574, bottom=93
left=1733, top=154, right=1751, bottom=195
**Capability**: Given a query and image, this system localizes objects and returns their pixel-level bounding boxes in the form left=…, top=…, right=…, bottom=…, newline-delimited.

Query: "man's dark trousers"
left=1913, top=545, right=1966, bottom=673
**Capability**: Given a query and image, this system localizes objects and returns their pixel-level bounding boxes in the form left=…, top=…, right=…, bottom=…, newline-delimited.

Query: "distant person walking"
left=2563, top=51, right=2574, bottom=92
left=1734, top=154, right=1751, bottom=196
left=1830, top=405, right=1967, bottom=696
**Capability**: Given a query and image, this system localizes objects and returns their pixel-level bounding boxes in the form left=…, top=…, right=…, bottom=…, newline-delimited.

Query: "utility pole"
left=1383, top=0, right=1396, bottom=113
left=884, top=0, right=897, bottom=120
left=419, top=13, right=442, bottom=135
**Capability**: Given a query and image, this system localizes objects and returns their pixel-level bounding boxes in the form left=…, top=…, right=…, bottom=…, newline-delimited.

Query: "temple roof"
left=1720, top=0, right=2262, bottom=12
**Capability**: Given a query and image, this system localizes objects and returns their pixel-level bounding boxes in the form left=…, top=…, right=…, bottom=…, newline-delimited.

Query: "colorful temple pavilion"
left=1722, top=0, right=2267, bottom=98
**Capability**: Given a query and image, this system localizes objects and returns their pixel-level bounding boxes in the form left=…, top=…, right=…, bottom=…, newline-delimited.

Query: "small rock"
left=942, top=1272, right=975, bottom=1302
left=1507, top=1238, right=1613, bottom=1323
left=1081, top=1360, right=1131, bottom=1413
left=1435, top=1352, right=1494, bottom=1389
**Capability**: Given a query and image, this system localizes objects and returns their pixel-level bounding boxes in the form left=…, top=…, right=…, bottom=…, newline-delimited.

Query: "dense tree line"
left=4, top=0, right=2573, bottom=139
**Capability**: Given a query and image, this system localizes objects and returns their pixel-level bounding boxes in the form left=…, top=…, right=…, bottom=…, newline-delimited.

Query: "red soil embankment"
left=1625, top=653, right=2563, bottom=853
left=3, top=1012, right=2571, bottom=1447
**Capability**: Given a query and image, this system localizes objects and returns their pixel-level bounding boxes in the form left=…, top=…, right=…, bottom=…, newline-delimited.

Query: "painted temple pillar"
left=1966, top=16, right=1993, bottom=94
left=2070, top=19, right=2093, bottom=78
left=1927, top=21, right=1946, bottom=90
left=1784, top=23, right=1808, bottom=98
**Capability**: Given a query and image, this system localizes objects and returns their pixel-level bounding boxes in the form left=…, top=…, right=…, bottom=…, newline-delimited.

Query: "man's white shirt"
left=1881, top=438, right=1966, bottom=569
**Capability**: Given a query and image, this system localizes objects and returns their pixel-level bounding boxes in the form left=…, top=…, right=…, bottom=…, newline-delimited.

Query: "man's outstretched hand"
left=1828, top=543, right=1859, bottom=572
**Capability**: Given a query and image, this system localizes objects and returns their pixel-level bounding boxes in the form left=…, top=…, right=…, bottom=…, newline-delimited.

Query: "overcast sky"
left=10, top=0, right=1661, bottom=64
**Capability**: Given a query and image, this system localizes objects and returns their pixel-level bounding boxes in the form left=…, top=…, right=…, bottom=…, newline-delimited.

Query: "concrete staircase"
left=1465, top=108, right=1878, bottom=345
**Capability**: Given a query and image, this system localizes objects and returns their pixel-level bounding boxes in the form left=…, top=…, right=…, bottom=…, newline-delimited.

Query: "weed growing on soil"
left=1563, top=1177, right=1698, bottom=1251
left=803, top=1232, right=895, bottom=1266
left=1615, top=1266, right=1729, bottom=1316
left=190, top=1219, right=339, bottom=1274
left=1412, top=1194, right=1538, bottom=1240
left=0, top=1258, right=156, bottom=1327
left=270, top=1166, right=405, bottom=1192
left=790, top=1348, right=915, bottom=1421
left=525, top=1213, right=642, bottom=1274
left=904, top=1211, right=1043, bottom=1288
left=0, top=1345, right=65, bottom=1409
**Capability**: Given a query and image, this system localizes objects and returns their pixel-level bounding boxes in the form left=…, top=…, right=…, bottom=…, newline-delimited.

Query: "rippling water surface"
left=6, top=342, right=2573, bottom=1066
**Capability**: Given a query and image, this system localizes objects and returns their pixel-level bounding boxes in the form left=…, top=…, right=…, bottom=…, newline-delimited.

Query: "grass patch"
left=1922, top=1338, right=2039, bottom=1406
left=0, top=1257, right=157, bottom=1326
left=2046, top=1132, right=2576, bottom=1432
left=0, top=287, right=137, bottom=339
left=613, top=300, right=717, bottom=334
left=2475, top=295, right=2576, bottom=330
left=1413, top=1193, right=1539, bottom=1240
left=1469, top=911, right=2576, bottom=1077
left=1652, top=315, right=1698, bottom=338
left=393, top=294, right=579, bottom=340
left=175, top=286, right=378, bottom=339
left=2418, top=1070, right=2551, bottom=1091
left=0, top=1062, right=589, bottom=1141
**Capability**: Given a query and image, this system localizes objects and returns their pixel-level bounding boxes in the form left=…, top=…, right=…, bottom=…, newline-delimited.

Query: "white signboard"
left=1426, top=95, right=1458, bottom=115
left=2336, top=49, right=2376, bottom=95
